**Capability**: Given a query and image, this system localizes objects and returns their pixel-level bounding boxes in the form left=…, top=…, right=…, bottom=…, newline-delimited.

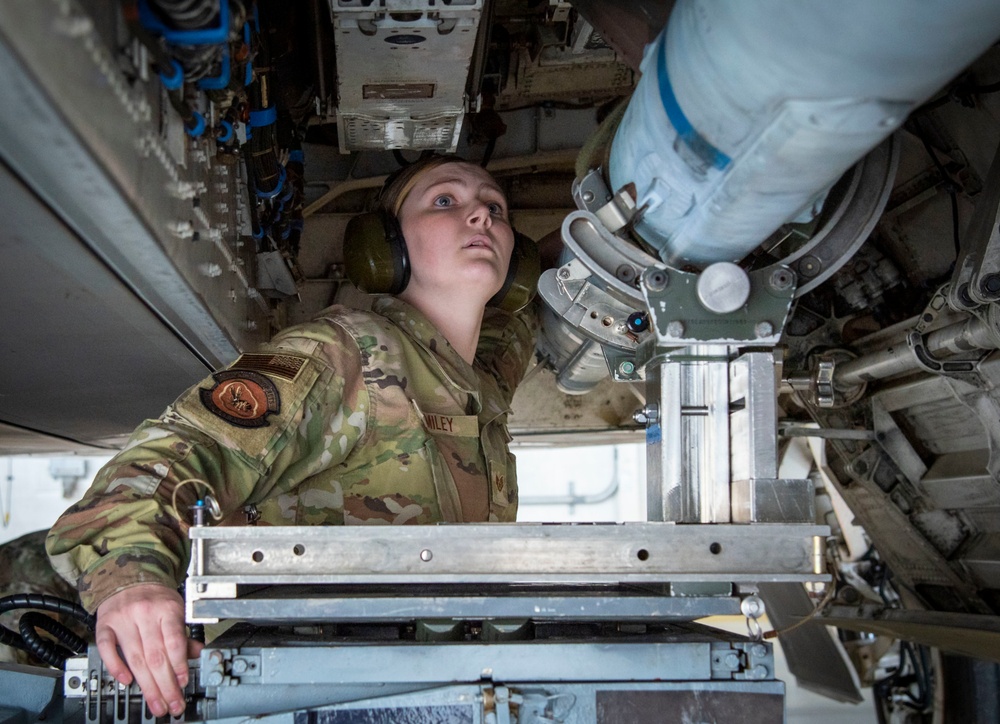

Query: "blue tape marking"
left=138, top=0, right=231, bottom=46
left=215, top=120, right=234, bottom=143
left=656, top=36, right=731, bottom=171
left=197, top=48, right=231, bottom=90
left=245, top=58, right=253, bottom=87
left=255, top=165, right=287, bottom=200
left=249, top=106, right=278, bottom=128
left=185, top=111, right=207, bottom=138
left=646, top=423, right=662, bottom=445
left=159, top=59, right=184, bottom=90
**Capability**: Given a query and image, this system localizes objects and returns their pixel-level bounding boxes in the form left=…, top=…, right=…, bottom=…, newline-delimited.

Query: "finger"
left=187, top=637, right=205, bottom=659
left=161, top=615, right=192, bottom=714
left=117, top=633, right=169, bottom=719
left=94, top=624, right=132, bottom=687
left=133, top=621, right=185, bottom=719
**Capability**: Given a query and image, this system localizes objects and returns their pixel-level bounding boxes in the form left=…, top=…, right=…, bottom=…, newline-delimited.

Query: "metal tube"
left=835, top=317, right=999, bottom=387
left=609, top=0, right=1000, bottom=266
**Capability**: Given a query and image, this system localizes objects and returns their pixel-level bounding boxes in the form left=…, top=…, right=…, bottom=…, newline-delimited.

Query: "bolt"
left=633, top=409, right=648, bottom=425
left=752, top=643, right=768, bottom=658
left=200, top=263, right=223, bottom=278
left=209, top=651, right=225, bottom=665
left=231, top=659, right=248, bottom=675
left=618, top=360, right=636, bottom=376
left=741, top=595, right=765, bottom=619
left=420, top=549, right=433, bottom=562
left=769, top=268, right=795, bottom=291
left=67, top=676, right=82, bottom=690
left=981, top=274, right=1000, bottom=296
left=725, top=653, right=740, bottom=669
left=643, top=269, right=669, bottom=292
left=557, top=268, right=571, bottom=280
left=206, top=671, right=224, bottom=687
left=616, top=264, right=636, bottom=283
left=751, top=664, right=769, bottom=680
left=666, top=320, right=685, bottom=337
left=582, top=190, right=595, bottom=203
left=755, top=321, right=774, bottom=337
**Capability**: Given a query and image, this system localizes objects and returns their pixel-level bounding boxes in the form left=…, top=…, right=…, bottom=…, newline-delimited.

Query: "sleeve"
left=45, top=322, right=370, bottom=612
left=475, top=299, right=539, bottom=406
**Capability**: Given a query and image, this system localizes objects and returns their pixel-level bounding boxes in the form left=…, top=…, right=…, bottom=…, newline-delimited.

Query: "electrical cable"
left=0, top=593, right=96, bottom=670
left=18, top=612, right=82, bottom=668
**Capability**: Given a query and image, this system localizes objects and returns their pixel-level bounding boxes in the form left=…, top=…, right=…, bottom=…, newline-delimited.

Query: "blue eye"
left=488, top=202, right=504, bottom=215
left=433, top=195, right=453, bottom=207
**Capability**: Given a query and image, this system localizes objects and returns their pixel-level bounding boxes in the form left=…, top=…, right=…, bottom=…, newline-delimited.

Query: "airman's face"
left=396, top=162, right=514, bottom=306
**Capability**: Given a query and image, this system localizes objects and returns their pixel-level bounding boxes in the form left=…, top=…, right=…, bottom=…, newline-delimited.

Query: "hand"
left=95, top=584, right=204, bottom=718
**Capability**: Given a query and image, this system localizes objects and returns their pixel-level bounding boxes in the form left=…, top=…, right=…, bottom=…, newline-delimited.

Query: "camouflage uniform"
left=46, top=297, right=536, bottom=613
left=0, top=529, right=86, bottom=665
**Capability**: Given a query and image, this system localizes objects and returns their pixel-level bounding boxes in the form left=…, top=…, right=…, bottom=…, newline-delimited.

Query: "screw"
left=420, top=549, right=433, bottom=562
left=582, top=190, right=595, bottom=203
left=643, top=269, right=669, bottom=292
left=725, top=653, right=740, bottom=669
left=618, top=360, right=636, bottom=376
left=755, top=321, right=774, bottom=337
left=557, top=268, right=571, bottom=280
left=752, top=643, right=768, bottom=658
left=666, top=320, right=685, bottom=337
left=769, top=269, right=794, bottom=291
left=231, top=659, right=248, bottom=675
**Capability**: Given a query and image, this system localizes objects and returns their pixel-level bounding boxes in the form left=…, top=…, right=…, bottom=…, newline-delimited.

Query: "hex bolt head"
left=666, top=320, right=685, bottom=337
left=231, top=659, right=248, bottom=675
left=618, top=360, right=636, bottom=376
left=752, top=643, right=768, bottom=658
left=725, top=652, right=740, bottom=669
left=206, top=671, right=224, bottom=687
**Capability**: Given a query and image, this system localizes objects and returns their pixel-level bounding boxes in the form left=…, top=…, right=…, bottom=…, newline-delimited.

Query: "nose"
left=467, top=200, right=492, bottom=229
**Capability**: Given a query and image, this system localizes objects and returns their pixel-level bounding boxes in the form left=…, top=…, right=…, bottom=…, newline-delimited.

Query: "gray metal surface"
left=757, top=583, right=863, bottom=704
left=820, top=605, right=1000, bottom=664
left=188, top=523, right=828, bottom=586
left=190, top=589, right=742, bottom=623
left=645, top=347, right=732, bottom=523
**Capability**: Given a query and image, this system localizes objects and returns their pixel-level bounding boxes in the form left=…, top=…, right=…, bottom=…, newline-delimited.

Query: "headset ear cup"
left=343, top=210, right=410, bottom=294
left=489, top=231, right=540, bottom=312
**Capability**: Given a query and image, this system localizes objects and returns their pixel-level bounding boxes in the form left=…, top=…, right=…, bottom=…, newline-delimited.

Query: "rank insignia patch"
left=200, top=370, right=280, bottom=428
left=494, top=472, right=506, bottom=493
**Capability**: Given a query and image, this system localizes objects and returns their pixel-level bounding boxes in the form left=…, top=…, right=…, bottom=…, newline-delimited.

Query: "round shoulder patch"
left=199, top=370, right=280, bottom=428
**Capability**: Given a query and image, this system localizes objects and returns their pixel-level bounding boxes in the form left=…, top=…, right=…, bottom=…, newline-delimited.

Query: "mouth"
left=464, top=235, right=493, bottom=251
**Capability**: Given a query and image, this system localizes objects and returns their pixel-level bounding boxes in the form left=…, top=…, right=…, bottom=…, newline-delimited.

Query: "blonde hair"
left=378, top=154, right=481, bottom=217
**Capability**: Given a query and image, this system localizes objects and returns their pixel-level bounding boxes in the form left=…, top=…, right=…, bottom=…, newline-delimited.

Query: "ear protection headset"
left=343, top=174, right=540, bottom=313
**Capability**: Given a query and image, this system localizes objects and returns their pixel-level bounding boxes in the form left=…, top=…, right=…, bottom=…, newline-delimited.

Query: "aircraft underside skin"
left=2, top=0, right=1000, bottom=721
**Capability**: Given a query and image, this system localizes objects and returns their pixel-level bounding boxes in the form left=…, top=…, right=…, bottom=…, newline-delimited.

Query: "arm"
left=476, top=300, right=539, bottom=406
left=46, top=322, right=369, bottom=716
